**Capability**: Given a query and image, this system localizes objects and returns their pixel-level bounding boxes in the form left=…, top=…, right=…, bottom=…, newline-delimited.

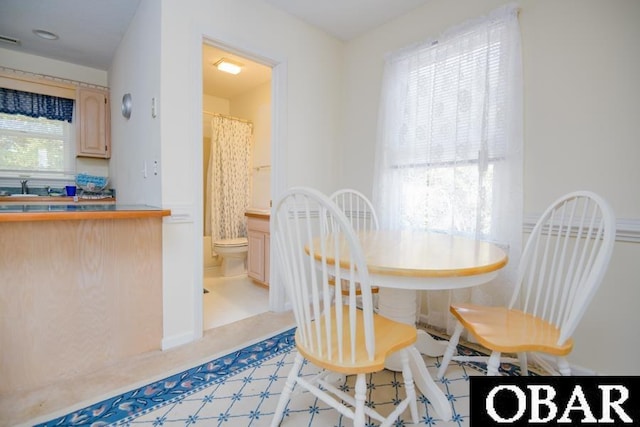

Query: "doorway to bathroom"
left=201, top=42, right=272, bottom=330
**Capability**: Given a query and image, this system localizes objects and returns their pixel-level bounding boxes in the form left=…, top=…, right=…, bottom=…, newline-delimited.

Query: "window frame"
left=0, top=112, right=76, bottom=179
left=378, top=24, right=511, bottom=237
left=0, top=71, right=78, bottom=184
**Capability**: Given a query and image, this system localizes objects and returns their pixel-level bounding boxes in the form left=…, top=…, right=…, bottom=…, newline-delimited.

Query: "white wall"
left=108, top=0, right=161, bottom=207
left=0, top=48, right=108, bottom=86
left=341, top=0, right=640, bottom=374
left=110, top=0, right=344, bottom=348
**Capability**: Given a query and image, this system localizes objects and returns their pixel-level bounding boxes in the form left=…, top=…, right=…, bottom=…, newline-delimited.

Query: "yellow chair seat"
left=297, top=306, right=416, bottom=374
left=450, top=303, right=574, bottom=356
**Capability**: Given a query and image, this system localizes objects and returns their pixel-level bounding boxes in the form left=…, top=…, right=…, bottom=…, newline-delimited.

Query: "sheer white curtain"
left=372, top=4, right=523, bottom=334
left=206, top=116, right=252, bottom=249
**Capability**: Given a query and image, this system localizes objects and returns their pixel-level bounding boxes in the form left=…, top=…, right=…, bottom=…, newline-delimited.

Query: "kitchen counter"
left=0, top=202, right=168, bottom=393
left=0, top=203, right=170, bottom=222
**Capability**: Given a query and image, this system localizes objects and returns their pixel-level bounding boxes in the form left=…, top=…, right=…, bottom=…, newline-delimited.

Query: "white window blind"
left=0, top=112, right=75, bottom=177
left=374, top=5, right=521, bottom=236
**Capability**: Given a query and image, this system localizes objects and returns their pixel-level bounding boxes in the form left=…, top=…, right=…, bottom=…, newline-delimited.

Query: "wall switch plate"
left=151, top=97, right=157, bottom=118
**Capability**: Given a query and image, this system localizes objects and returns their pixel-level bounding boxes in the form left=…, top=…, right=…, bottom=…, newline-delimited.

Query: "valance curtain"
left=0, top=88, right=74, bottom=122
left=372, top=4, right=523, bottom=335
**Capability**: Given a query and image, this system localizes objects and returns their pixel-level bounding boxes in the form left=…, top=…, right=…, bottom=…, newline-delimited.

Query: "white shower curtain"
left=206, top=116, right=252, bottom=251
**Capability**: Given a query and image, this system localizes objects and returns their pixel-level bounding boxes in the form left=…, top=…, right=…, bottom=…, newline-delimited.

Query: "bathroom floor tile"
left=203, top=269, right=270, bottom=330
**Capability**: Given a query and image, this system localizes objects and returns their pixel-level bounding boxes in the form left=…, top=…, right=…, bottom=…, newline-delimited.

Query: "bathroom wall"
left=229, top=81, right=271, bottom=209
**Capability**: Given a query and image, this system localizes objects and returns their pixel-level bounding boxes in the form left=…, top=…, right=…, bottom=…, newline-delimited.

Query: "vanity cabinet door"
left=264, top=234, right=270, bottom=285
left=248, top=230, right=266, bottom=284
left=247, top=216, right=270, bottom=286
left=76, top=87, right=111, bottom=158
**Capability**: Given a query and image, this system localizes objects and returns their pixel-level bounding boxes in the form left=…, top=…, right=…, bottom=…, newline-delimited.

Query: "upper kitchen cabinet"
left=76, top=87, right=111, bottom=158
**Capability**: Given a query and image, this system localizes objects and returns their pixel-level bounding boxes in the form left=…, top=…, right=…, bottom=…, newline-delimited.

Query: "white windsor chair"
left=437, top=191, right=616, bottom=377
left=270, top=187, right=419, bottom=427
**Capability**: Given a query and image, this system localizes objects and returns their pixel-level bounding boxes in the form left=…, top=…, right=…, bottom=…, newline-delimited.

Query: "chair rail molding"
left=163, top=204, right=194, bottom=224
left=523, top=214, right=640, bottom=243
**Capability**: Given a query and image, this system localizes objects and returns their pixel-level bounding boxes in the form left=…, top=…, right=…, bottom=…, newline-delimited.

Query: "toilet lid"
left=214, top=237, right=248, bottom=247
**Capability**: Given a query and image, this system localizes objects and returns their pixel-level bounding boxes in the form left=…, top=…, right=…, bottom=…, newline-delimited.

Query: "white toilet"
left=213, top=237, right=249, bottom=277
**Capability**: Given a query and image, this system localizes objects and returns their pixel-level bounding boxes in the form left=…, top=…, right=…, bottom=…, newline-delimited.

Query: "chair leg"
left=438, top=322, right=463, bottom=379
left=558, top=357, right=571, bottom=376
left=400, top=349, right=419, bottom=424
left=270, top=352, right=303, bottom=427
left=487, top=351, right=502, bottom=376
left=353, top=373, right=367, bottom=427
left=518, top=352, right=529, bottom=376
left=372, top=291, right=379, bottom=313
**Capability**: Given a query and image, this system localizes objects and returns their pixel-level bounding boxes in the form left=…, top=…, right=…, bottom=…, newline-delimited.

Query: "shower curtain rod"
left=203, top=110, right=253, bottom=126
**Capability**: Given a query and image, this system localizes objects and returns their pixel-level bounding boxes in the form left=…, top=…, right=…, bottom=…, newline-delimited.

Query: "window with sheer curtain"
left=372, top=4, right=523, bottom=333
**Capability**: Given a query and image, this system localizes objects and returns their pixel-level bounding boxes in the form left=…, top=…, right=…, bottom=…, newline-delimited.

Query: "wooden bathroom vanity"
left=0, top=202, right=170, bottom=394
left=246, top=210, right=270, bottom=287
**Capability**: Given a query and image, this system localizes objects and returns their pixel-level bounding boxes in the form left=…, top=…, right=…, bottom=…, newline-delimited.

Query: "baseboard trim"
left=162, top=331, right=197, bottom=350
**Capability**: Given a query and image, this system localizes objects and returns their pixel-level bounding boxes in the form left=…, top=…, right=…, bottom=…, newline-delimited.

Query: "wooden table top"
left=310, top=230, right=508, bottom=281
left=356, top=230, right=508, bottom=278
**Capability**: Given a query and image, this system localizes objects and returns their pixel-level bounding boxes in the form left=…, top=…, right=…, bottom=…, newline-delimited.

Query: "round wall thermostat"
left=121, top=93, right=132, bottom=119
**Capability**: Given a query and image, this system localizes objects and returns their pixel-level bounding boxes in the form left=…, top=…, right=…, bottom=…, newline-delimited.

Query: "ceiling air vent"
left=0, top=35, right=21, bottom=46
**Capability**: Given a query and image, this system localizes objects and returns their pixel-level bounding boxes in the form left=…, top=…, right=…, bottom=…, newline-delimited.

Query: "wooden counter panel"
left=0, top=218, right=163, bottom=394
left=0, top=205, right=170, bottom=222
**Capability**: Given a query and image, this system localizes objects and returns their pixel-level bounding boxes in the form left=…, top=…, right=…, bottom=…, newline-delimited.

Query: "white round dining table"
left=319, top=229, right=508, bottom=420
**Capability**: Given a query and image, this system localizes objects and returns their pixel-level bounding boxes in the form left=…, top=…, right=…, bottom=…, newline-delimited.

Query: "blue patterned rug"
left=33, top=328, right=527, bottom=427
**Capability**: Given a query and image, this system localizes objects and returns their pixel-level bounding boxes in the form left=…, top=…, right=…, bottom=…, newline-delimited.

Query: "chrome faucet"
left=20, top=179, right=29, bottom=194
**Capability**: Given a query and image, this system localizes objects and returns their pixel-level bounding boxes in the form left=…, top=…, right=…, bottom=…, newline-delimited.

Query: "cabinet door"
left=77, top=88, right=111, bottom=158
left=264, top=234, right=270, bottom=285
left=248, top=231, right=265, bottom=283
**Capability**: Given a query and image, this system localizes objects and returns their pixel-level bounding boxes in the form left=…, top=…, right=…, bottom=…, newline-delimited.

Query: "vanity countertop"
left=245, top=208, right=270, bottom=219
left=0, top=203, right=171, bottom=222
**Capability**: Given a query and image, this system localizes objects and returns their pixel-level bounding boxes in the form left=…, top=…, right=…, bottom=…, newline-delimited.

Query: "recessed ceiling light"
left=214, top=58, right=243, bottom=75
left=32, top=29, right=59, bottom=40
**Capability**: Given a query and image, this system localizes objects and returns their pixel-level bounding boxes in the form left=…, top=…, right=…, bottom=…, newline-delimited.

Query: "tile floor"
left=38, top=327, right=481, bottom=426
left=2, top=270, right=288, bottom=427
left=203, top=268, right=270, bottom=330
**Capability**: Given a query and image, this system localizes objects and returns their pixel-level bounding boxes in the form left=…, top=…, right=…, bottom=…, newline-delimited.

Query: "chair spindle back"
left=330, top=189, right=379, bottom=232
left=510, top=191, right=616, bottom=344
left=273, top=187, right=376, bottom=365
